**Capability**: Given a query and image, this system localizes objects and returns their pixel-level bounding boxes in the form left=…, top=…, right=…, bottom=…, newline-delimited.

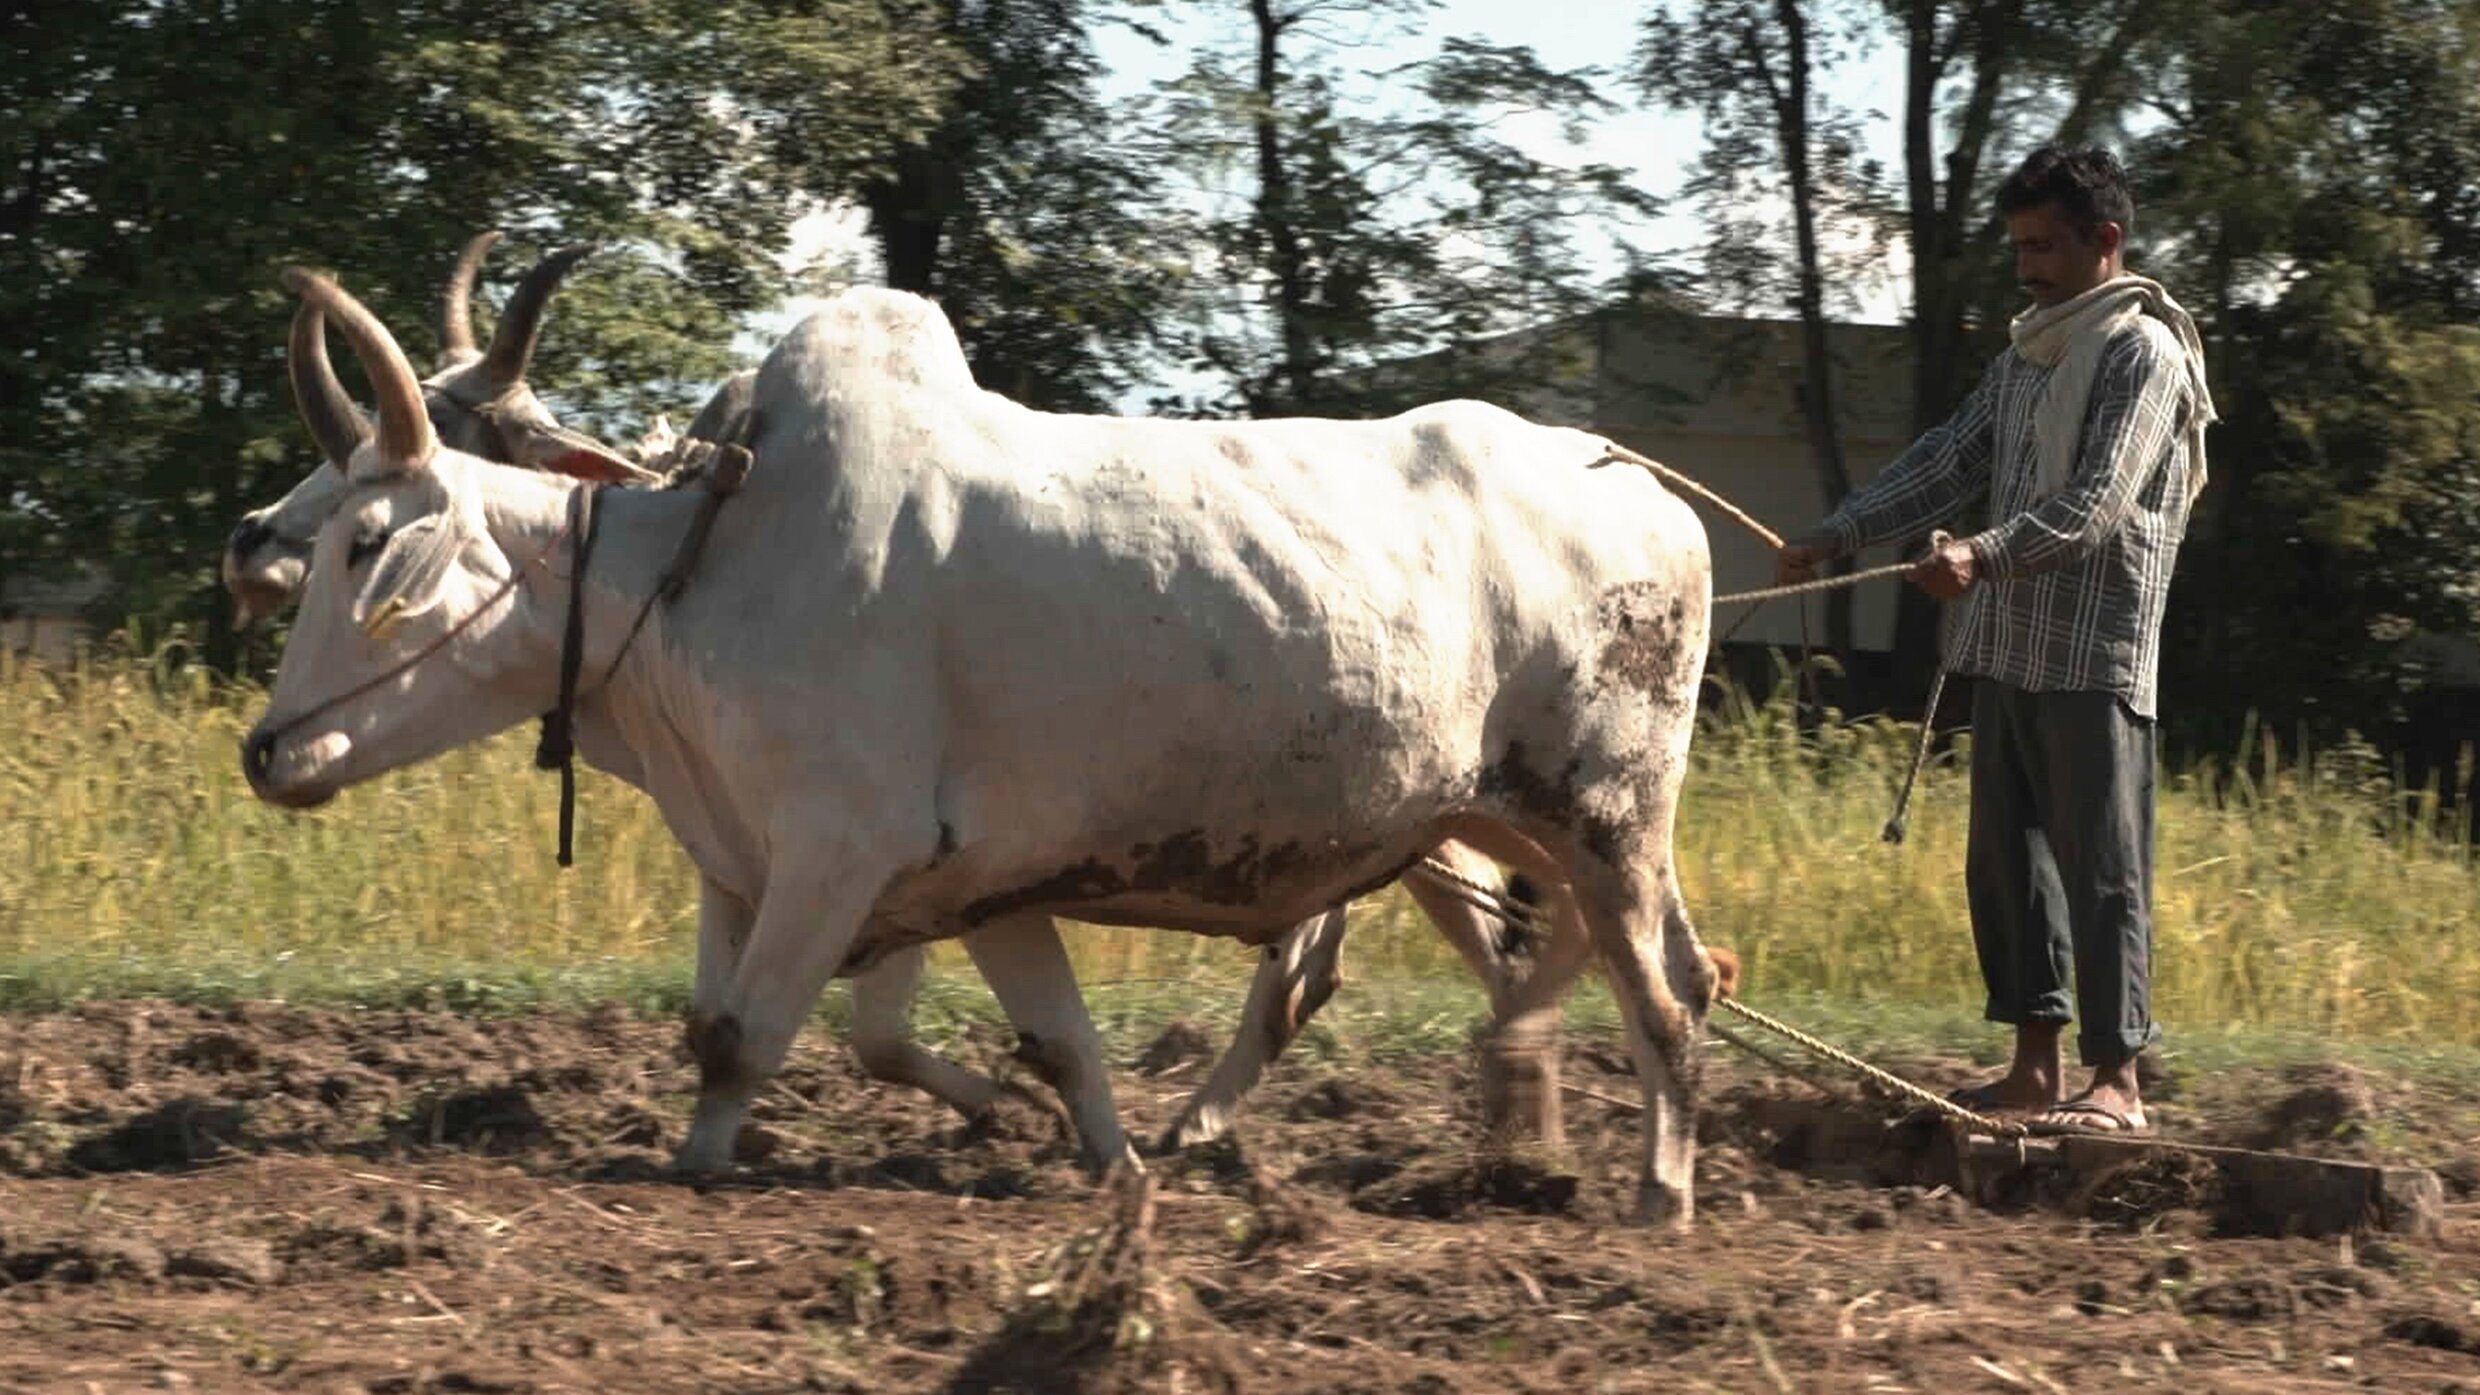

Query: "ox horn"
left=287, top=299, right=372, bottom=465
left=281, top=268, right=436, bottom=470
left=438, top=228, right=503, bottom=366
left=478, top=242, right=594, bottom=391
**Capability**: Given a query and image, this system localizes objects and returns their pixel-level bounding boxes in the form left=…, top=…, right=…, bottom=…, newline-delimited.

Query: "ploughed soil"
left=3, top=1000, right=2479, bottom=1394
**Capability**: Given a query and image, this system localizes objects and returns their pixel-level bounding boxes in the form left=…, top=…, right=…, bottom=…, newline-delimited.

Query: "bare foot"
left=1947, top=1075, right=2064, bottom=1114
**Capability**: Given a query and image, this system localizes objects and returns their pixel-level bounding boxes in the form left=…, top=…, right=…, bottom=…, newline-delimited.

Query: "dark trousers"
left=1967, top=680, right=2161, bottom=1066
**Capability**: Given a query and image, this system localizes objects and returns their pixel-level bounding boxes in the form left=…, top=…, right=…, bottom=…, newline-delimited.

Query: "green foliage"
left=0, top=1, right=966, bottom=672
left=2134, top=0, right=2480, bottom=751
left=1141, top=1, right=1661, bottom=418
left=856, top=0, right=1191, bottom=411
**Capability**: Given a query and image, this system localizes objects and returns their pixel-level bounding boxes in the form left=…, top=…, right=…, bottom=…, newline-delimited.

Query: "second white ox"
left=242, top=273, right=1725, bottom=1224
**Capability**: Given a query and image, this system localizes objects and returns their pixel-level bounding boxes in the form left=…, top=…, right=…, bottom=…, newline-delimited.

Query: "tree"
left=1636, top=0, right=1887, bottom=661
left=2131, top=0, right=2480, bottom=782
left=0, top=1, right=964, bottom=672
left=850, top=0, right=1188, bottom=411
left=1877, top=0, right=2154, bottom=706
left=1145, top=0, right=1662, bottom=419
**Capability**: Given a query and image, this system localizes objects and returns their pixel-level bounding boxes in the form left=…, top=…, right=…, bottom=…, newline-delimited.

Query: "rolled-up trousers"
left=1966, top=679, right=2161, bottom=1066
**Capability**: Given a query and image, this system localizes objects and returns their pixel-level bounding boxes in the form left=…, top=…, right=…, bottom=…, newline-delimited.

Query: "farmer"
left=1775, top=144, right=2216, bottom=1136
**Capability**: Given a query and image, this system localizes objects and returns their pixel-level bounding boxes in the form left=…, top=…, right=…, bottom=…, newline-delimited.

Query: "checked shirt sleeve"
left=1965, top=330, right=2187, bottom=582
left=1821, top=366, right=1999, bottom=558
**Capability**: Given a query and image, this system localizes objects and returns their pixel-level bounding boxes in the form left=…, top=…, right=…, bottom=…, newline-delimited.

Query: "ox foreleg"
left=677, top=867, right=876, bottom=1174
left=1155, top=905, right=1348, bottom=1153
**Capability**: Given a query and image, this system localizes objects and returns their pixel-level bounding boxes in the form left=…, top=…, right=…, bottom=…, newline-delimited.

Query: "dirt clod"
left=1133, top=1020, right=1216, bottom=1075
left=67, top=1098, right=247, bottom=1171
left=2251, top=1063, right=2377, bottom=1152
left=169, top=1238, right=280, bottom=1286
left=401, top=1084, right=552, bottom=1154
left=1350, top=1153, right=1580, bottom=1219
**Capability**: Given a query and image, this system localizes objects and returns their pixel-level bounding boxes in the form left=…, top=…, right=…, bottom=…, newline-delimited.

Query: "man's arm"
left=1963, top=327, right=2187, bottom=582
left=1818, top=365, right=2002, bottom=557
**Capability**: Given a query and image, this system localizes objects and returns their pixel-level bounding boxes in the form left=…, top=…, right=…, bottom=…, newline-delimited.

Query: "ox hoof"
left=1632, top=1179, right=1695, bottom=1231
left=670, top=1128, right=743, bottom=1176
left=1155, top=1105, right=1232, bottom=1155
left=1088, top=1140, right=1148, bottom=1185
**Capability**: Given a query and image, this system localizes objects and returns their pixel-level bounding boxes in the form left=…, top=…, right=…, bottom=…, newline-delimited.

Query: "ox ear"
left=350, top=515, right=468, bottom=641
left=514, top=422, right=661, bottom=485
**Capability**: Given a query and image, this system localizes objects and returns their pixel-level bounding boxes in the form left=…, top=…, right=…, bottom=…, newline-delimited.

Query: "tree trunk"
left=866, top=150, right=949, bottom=297
left=1249, top=0, right=1317, bottom=416
left=1771, top=0, right=1856, bottom=664
left=202, top=357, right=241, bottom=675
left=1889, top=0, right=2015, bottom=718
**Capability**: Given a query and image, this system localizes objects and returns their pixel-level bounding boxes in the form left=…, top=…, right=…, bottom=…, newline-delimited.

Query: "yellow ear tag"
left=362, top=596, right=411, bottom=641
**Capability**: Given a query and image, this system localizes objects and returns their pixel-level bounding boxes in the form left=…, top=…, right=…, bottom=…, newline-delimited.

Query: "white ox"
left=229, top=303, right=1639, bottom=1160
left=228, top=242, right=1726, bottom=1157
left=241, top=272, right=1724, bottom=1223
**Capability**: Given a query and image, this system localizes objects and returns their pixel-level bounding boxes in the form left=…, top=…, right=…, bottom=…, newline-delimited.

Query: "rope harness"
left=1592, top=441, right=1961, bottom=844
left=533, top=442, right=755, bottom=867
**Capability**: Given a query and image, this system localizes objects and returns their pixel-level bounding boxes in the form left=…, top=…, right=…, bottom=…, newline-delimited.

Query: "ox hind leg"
left=957, top=913, right=1135, bottom=1177
left=1156, top=905, right=1349, bottom=1152
left=1441, top=814, right=1715, bottom=1230
left=1420, top=861, right=1595, bottom=1152
left=1578, top=855, right=1712, bottom=1227
left=846, top=944, right=1019, bottom=1123
left=1155, top=839, right=1592, bottom=1153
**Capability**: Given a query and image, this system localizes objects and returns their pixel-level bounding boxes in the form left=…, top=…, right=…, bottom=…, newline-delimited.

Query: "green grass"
left=3, top=647, right=2477, bottom=1062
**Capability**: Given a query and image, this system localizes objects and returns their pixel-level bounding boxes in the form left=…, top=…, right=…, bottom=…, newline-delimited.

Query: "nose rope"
left=244, top=486, right=585, bottom=790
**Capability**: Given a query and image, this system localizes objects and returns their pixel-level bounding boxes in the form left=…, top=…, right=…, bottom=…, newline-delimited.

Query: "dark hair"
left=1996, top=144, right=2134, bottom=244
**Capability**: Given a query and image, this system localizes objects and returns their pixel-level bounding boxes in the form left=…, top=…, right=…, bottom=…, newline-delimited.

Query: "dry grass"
left=3, top=647, right=2476, bottom=1048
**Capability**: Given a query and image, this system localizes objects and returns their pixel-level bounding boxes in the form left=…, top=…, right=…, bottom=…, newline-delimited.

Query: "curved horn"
left=287, top=299, right=372, bottom=464
left=438, top=229, right=503, bottom=365
left=281, top=268, right=435, bottom=469
left=478, top=242, right=594, bottom=390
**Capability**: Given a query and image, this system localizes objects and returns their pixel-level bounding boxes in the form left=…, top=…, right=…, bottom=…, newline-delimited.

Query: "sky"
left=766, top=1, right=1919, bottom=393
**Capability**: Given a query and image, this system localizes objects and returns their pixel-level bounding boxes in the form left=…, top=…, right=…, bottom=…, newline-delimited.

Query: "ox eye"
left=347, top=526, right=391, bottom=569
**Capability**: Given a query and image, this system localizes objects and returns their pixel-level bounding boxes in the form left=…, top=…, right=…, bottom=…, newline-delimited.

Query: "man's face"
left=2008, top=202, right=2121, bottom=307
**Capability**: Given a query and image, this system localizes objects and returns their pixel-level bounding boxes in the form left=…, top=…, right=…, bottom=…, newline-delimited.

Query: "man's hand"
left=1908, top=535, right=1978, bottom=600
left=1775, top=535, right=1837, bottom=586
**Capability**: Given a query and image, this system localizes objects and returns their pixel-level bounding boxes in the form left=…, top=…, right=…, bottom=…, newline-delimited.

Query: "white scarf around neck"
left=2007, top=272, right=2217, bottom=511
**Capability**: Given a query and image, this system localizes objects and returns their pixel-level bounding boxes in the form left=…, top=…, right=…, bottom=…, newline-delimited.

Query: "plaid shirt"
left=1821, top=322, right=2201, bottom=717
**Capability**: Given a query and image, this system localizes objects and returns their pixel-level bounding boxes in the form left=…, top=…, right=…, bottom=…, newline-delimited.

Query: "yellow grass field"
left=4, top=649, right=2475, bottom=1048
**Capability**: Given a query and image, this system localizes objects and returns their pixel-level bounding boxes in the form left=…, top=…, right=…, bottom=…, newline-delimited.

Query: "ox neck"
left=478, top=472, right=704, bottom=866
left=477, top=470, right=698, bottom=730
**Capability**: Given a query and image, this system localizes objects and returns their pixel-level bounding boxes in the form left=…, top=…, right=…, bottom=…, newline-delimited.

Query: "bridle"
left=247, top=442, right=751, bottom=868
left=242, top=482, right=594, bottom=835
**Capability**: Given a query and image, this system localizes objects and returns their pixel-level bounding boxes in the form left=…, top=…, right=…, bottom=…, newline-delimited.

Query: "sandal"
left=2027, top=1093, right=2151, bottom=1137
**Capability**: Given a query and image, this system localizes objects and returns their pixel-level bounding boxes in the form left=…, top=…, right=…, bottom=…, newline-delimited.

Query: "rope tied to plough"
left=1593, top=440, right=1959, bottom=844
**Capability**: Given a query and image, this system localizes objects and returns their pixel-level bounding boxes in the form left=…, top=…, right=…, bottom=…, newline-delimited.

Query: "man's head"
left=1997, top=144, right=2134, bottom=307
